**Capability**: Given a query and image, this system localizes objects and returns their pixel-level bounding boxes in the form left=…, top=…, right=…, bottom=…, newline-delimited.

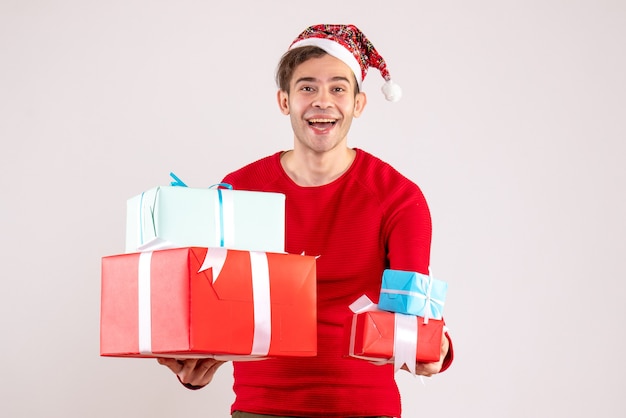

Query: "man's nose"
left=312, top=90, right=332, bottom=108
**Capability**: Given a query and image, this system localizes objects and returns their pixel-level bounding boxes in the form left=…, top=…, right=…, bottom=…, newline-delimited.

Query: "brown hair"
left=275, top=45, right=360, bottom=94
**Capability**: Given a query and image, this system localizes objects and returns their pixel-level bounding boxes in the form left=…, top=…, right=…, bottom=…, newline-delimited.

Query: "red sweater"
left=222, top=149, right=452, bottom=417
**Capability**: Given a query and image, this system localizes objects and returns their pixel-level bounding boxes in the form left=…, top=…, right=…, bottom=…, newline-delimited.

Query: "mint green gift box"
left=125, top=182, right=285, bottom=254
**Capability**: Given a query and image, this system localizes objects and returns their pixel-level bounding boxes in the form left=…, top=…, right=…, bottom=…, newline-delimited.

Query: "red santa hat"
left=289, top=24, right=402, bottom=102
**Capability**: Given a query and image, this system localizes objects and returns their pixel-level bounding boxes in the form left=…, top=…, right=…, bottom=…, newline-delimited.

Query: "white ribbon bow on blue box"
left=378, top=268, right=447, bottom=322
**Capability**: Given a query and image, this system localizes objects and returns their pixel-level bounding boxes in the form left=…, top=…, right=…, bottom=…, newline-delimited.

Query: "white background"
left=1, top=1, right=625, bottom=417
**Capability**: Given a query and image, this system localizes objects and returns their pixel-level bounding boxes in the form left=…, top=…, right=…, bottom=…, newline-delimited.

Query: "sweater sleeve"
left=383, top=188, right=432, bottom=275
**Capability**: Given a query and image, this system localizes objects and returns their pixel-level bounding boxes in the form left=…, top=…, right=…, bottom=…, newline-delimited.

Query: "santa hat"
left=289, top=24, right=402, bottom=102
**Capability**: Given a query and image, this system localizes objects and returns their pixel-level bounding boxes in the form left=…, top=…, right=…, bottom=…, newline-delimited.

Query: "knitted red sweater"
left=222, top=149, right=452, bottom=417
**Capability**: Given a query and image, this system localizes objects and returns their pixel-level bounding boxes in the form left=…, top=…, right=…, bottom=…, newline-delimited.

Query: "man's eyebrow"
left=294, top=76, right=352, bottom=84
left=330, top=76, right=351, bottom=83
left=294, top=77, right=317, bottom=84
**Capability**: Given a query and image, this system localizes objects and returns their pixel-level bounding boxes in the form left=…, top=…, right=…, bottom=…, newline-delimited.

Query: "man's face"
left=277, top=54, right=367, bottom=155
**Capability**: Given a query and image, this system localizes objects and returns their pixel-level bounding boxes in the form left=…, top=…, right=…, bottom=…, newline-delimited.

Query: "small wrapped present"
left=125, top=174, right=285, bottom=253
left=100, top=247, right=317, bottom=359
left=378, top=269, right=447, bottom=320
left=343, top=295, right=443, bottom=373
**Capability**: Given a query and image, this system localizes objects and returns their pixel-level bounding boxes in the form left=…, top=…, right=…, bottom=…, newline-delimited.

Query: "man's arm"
left=385, top=189, right=455, bottom=375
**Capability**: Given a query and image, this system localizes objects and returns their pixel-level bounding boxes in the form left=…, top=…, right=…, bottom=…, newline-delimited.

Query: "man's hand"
left=412, top=332, right=450, bottom=377
left=157, top=358, right=226, bottom=388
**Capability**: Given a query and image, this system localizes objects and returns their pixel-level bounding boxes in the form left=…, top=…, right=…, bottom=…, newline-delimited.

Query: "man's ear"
left=277, top=90, right=290, bottom=115
left=353, top=92, right=367, bottom=117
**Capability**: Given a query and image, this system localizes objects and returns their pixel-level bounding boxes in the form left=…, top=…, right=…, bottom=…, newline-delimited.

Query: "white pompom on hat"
left=289, top=24, right=402, bottom=102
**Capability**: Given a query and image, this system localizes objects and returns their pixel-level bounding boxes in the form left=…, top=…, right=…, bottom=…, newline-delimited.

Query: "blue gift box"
left=378, top=269, right=447, bottom=320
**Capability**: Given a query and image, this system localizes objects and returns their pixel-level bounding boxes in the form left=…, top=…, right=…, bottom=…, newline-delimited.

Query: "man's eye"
left=301, top=86, right=314, bottom=92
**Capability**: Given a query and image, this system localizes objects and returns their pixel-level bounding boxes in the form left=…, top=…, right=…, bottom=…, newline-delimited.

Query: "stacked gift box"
left=343, top=269, right=448, bottom=373
left=100, top=173, right=317, bottom=359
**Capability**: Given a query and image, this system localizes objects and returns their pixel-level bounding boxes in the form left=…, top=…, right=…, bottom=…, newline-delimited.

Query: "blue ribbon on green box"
left=137, top=173, right=233, bottom=247
left=168, top=172, right=233, bottom=247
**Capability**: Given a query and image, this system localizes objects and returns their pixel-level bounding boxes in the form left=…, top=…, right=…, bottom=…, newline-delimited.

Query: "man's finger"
left=198, top=359, right=225, bottom=378
left=178, top=359, right=199, bottom=378
left=157, top=358, right=182, bottom=374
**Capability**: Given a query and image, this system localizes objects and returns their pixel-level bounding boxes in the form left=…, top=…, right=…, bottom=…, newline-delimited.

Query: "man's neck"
left=280, top=147, right=356, bottom=187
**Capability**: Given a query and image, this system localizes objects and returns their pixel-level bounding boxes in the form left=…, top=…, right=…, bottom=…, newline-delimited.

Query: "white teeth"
left=308, top=119, right=336, bottom=123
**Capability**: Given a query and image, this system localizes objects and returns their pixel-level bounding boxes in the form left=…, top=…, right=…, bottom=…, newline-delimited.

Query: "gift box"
left=378, top=269, right=447, bottom=320
left=125, top=184, right=285, bottom=253
left=344, top=310, right=443, bottom=366
left=100, top=247, right=317, bottom=358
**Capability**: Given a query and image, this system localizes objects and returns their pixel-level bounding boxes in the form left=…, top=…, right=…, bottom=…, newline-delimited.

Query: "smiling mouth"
left=308, top=118, right=337, bottom=128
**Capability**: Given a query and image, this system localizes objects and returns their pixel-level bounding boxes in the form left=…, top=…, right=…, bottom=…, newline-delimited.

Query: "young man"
left=158, top=24, right=453, bottom=418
